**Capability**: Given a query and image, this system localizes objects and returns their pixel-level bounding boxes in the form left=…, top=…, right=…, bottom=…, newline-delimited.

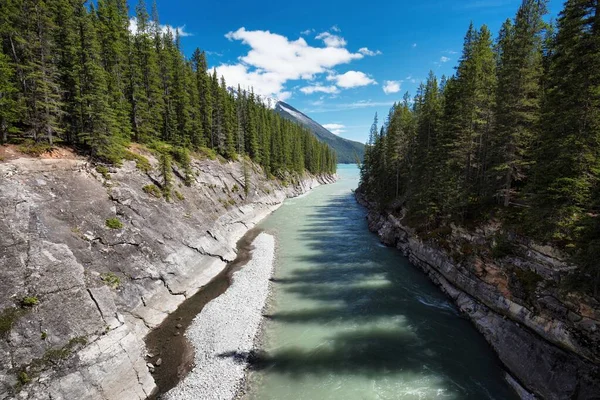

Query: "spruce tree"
left=22, top=0, right=62, bottom=144
left=76, top=2, right=119, bottom=161
left=492, top=0, right=548, bottom=207
left=530, top=0, right=600, bottom=241
left=0, top=50, right=19, bottom=143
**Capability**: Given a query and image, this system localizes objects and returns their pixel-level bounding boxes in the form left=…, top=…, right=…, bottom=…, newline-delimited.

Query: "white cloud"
left=330, top=25, right=341, bottom=32
left=440, top=56, right=451, bottom=63
left=443, top=50, right=458, bottom=54
left=300, top=29, right=314, bottom=35
left=128, top=18, right=192, bottom=37
left=358, top=47, right=382, bottom=56
left=308, top=100, right=395, bottom=113
left=216, top=27, right=364, bottom=100
left=323, top=123, right=346, bottom=135
left=315, top=31, right=347, bottom=48
left=327, top=71, right=376, bottom=88
left=300, top=85, right=339, bottom=94
left=412, top=43, right=417, bottom=48
left=383, top=80, right=401, bottom=94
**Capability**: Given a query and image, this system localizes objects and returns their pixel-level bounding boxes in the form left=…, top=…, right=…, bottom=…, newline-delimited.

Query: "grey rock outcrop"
left=355, top=192, right=600, bottom=400
left=0, top=154, right=334, bottom=400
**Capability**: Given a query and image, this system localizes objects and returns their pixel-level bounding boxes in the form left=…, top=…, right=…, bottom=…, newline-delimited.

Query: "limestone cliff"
left=355, top=191, right=600, bottom=400
left=0, top=149, right=334, bottom=400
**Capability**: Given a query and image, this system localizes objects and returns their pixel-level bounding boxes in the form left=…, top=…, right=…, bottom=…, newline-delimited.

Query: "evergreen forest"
left=0, top=0, right=337, bottom=176
left=359, top=0, right=600, bottom=293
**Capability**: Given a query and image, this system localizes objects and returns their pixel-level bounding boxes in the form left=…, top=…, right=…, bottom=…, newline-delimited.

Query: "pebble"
left=155, top=358, right=162, bottom=366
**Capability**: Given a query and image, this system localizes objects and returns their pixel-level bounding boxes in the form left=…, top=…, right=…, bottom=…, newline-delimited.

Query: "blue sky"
left=129, top=0, right=564, bottom=144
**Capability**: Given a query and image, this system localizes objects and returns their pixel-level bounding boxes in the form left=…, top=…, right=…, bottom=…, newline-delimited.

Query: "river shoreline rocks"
left=164, top=233, right=275, bottom=400
left=355, top=190, right=600, bottom=400
left=0, top=152, right=335, bottom=400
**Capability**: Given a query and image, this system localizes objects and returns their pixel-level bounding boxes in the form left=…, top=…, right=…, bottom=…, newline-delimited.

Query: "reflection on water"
left=238, top=164, right=516, bottom=400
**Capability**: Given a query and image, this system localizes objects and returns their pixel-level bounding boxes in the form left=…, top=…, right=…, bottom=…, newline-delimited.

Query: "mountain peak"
left=274, top=101, right=364, bottom=164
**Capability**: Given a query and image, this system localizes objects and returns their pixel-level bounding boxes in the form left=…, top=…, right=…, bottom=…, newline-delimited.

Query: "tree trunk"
left=1, top=119, right=7, bottom=144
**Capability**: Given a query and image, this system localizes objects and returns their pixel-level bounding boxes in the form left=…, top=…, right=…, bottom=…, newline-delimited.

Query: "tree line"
left=360, top=0, right=600, bottom=292
left=0, top=0, right=337, bottom=176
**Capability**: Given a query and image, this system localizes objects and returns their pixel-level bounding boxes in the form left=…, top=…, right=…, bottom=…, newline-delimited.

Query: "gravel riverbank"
left=164, top=233, right=276, bottom=400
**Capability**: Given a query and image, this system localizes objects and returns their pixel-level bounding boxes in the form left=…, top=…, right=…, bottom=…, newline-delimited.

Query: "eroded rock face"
left=355, top=191, right=600, bottom=400
left=0, top=156, right=335, bottom=400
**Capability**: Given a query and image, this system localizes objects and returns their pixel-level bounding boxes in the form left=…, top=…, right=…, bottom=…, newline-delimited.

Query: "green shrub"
left=18, top=139, right=53, bottom=156
left=491, top=233, right=518, bottom=258
left=143, top=184, right=162, bottom=198
left=95, top=165, right=111, bottom=180
left=232, top=184, right=239, bottom=192
left=123, top=151, right=152, bottom=173
left=41, top=331, right=47, bottom=340
left=159, top=151, right=173, bottom=200
left=42, top=336, right=87, bottom=364
left=0, top=307, right=23, bottom=337
left=21, top=297, right=39, bottom=307
left=18, top=371, right=30, bottom=385
left=171, top=147, right=193, bottom=186
left=198, top=146, right=217, bottom=160
left=421, top=225, right=453, bottom=241
left=105, top=218, right=123, bottom=229
left=100, top=272, right=121, bottom=289
left=243, top=161, right=251, bottom=195
left=514, top=269, right=543, bottom=295
left=174, top=190, right=185, bottom=201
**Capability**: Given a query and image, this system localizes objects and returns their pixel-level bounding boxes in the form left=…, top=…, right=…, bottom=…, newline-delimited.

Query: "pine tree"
left=95, top=0, right=131, bottom=140
left=530, top=0, right=600, bottom=241
left=22, top=0, right=62, bottom=144
left=75, top=2, right=119, bottom=161
left=442, top=24, right=497, bottom=216
left=0, top=50, right=19, bottom=143
left=130, top=0, right=162, bottom=142
left=492, top=0, right=548, bottom=207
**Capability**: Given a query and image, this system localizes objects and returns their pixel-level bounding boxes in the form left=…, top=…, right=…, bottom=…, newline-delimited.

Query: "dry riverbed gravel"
left=165, top=233, right=275, bottom=400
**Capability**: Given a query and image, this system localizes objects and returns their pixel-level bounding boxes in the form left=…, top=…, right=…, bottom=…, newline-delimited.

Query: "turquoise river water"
left=243, top=164, right=517, bottom=400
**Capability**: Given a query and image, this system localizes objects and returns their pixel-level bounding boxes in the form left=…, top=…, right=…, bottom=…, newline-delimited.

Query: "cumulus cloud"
left=327, top=71, right=377, bottom=88
left=358, top=47, right=382, bottom=56
left=300, top=85, right=339, bottom=94
left=308, top=100, right=395, bottom=113
left=315, top=31, right=347, bottom=48
left=128, top=18, right=192, bottom=37
left=323, top=123, right=346, bottom=135
left=215, top=27, right=364, bottom=100
left=383, top=80, right=401, bottom=94
left=440, top=56, right=451, bottom=63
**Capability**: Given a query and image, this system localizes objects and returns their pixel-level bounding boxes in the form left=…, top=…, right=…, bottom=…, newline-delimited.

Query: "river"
left=242, top=164, right=517, bottom=400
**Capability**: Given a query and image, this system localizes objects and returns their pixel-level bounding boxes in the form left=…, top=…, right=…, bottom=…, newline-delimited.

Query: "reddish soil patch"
left=0, top=143, right=82, bottom=162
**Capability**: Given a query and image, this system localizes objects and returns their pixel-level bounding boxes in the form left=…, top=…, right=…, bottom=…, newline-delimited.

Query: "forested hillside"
left=275, top=101, right=365, bottom=163
left=360, top=0, right=600, bottom=292
left=0, top=0, right=337, bottom=176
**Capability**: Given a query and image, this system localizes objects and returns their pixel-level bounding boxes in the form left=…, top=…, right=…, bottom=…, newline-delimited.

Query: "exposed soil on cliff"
left=145, top=228, right=264, bottom=398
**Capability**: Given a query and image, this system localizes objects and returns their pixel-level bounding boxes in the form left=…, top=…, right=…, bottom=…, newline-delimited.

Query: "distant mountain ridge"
left=274, top=101, right=365, bottom=164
